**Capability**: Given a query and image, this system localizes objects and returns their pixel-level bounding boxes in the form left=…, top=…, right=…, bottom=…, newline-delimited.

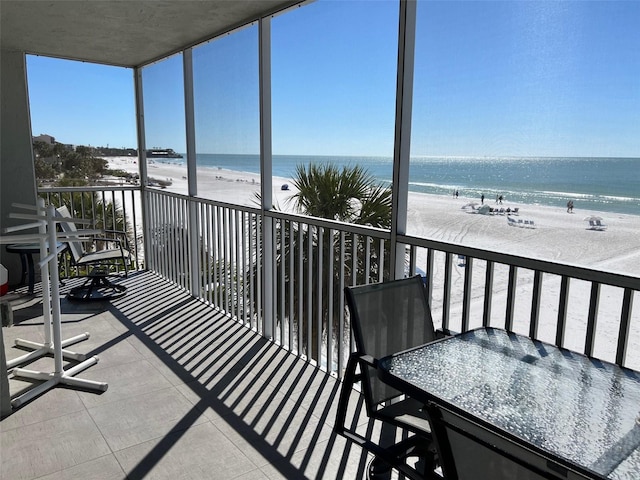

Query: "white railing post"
left=390, top=0, right=417, bottom=280
left=260, top=16, right=274, bottom=338
left=134, top=66, right=150, bottom=271
left=183, top=48, right=201, bottom=296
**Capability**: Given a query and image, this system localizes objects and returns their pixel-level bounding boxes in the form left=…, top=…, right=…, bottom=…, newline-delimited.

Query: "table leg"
left=25, top=252, right=34, bottom=293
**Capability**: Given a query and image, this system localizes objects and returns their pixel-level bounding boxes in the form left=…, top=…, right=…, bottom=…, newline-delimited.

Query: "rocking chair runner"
left=56, top=206, right=131, bottom=300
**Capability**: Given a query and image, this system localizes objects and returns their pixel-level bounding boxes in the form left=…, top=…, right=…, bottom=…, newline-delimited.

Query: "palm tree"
left=290, top=163, right=391, bottom=228
left=252, top=163, right=392, bottom=364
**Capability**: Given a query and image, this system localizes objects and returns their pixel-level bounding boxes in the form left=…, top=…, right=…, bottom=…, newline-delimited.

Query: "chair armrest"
left=435, top=328, right=456, bottom=339
left=358, top=354, right=376, bottom=367
left=95, top=229, right=132, bottom=253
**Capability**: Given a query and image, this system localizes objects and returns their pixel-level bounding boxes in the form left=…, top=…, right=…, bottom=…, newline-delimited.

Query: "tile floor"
left=1, top=271, right=382, bottom=479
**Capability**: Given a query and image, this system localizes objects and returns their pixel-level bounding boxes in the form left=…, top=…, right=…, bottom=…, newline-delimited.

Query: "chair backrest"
left=344, top=275, right=436, bottom=408
left=427, top=403, right=557, bottom=480
left=56, top=206, right=84, bottom=263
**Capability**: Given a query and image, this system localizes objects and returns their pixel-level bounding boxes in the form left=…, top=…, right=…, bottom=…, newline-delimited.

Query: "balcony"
left=1, top=185, right=639, bottom=478
left=2, top=271, right=373, bottom=479
left=2, top=1, right=639, bottom=477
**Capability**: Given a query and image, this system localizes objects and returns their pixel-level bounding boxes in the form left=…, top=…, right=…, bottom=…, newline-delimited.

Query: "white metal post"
left=134, top=66, right=150, bottom=270
left=260, top=16, right=274, bottom=338
left=183, top=48, right=201, bottom=296
left=390, top=0, right=417, bottom=280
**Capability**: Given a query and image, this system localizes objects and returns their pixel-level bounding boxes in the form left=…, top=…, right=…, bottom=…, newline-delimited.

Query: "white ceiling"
left=1, top=0, right=303, bottom=67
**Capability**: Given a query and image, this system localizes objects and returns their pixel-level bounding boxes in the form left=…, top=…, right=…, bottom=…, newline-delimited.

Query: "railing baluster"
left=235, top=209, right=241, bottom=322
left=288, top=220, right=295, bottom=350
left=556, top=275, right=570, bottom=348
left=182, top=197, right=189, bottom=290
left=162, top=194, right=169, bottom=280
left=327, top=228, right=335, bottom=372
left=280, top=218, right=286, bottom=345
left=224, top=206, right=231, bottom=313
left=462, top=256, right=473, bottom=332
left=443, top=252, right=452, bottom=332
left=217, top=204, right=223, bottom=311
left=297, top=222, right=304, bottom=355
left=255, top=210, right=262, bottom=333
left=338, top=231, right=346, bottom=378
left=425, top=248, right=434, bottom=306
left=584, top=281, right=600, bottom=357
left=350, top=232, right=357, bottom=358
left=378, top=238, right=385, bottom=283
left=408, top=244, right=416, bottom=277
left=247, top=211, right=254, bottom=326
left=505, top=265, right=517, bottom=332
left=483, top=260, right=494, bottom=327
left=364, top=236, right=371, bottom=283
left=529, top=270, right=543, bottom=339
left=242, top=211, right=249, bottom=325
left=306, top=224, right=313, bottom=359
left=616, top=288, right=634, bottom=367
left=317, top=227, right=324, bottom=366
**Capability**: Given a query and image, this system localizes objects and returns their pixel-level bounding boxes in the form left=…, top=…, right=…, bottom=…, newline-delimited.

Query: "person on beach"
left=567, top=200, right=574, bottom=213
left=481, top=193, right=485, bottom=204
left=498, top=195, right=503, bottom=204
left=455, top=190, right=459, bottom=199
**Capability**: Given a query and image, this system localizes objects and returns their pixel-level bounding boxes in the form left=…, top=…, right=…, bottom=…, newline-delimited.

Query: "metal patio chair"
left=56, top=205, right=131, bottom=300
left=424, top=402, right=553, bottom=480
left=335, top=275, right=440, bottom=480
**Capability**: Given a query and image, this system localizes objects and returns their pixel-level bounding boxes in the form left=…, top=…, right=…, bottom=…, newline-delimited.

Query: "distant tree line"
left=33, top=141, right=137, bottom=186
left=95, top=146, right=138, bottom=157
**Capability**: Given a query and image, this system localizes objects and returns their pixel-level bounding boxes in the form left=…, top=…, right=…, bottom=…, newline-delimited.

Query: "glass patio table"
left=378, top=327, right=640, bottom=479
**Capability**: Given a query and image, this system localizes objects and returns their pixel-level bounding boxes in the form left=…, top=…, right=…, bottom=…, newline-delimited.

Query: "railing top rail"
left=400, top=233, right=640, bottom=290
left=38, top=185, right=139, bottom=194
left=267, top=208, right=391, bottom=238
left=99, top=187, right=638, bottom=291
left=144, top=188, right=391, bottom=237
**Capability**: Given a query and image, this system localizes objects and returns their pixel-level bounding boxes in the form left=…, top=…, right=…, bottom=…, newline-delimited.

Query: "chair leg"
left=335, top=353, right=360, bottom=435
left=368, top=456, right=393, bottom=480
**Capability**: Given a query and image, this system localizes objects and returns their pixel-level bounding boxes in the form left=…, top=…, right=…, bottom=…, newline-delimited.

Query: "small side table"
left=5, top=242, right=65, bottom=294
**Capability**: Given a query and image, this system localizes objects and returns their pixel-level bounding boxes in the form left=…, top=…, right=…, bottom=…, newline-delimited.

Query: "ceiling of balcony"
left=1, top=0, right=303, bottom=68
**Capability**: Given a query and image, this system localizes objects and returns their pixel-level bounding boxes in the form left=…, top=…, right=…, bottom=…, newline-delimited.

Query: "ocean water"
left=173, top=154, right=639, bottom=216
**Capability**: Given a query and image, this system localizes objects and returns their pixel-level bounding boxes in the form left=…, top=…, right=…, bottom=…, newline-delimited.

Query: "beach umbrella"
left=477, top=204, right=491, bottom=215
left=583, top=215, right=603, bottom=222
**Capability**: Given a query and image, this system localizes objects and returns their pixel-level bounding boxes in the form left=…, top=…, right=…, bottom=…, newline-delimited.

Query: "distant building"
left=33, top=134, right=55, bottom=144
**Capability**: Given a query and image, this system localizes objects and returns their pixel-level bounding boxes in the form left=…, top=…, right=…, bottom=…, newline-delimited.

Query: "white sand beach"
left=108, top=157, right=640, bottom=368
left=110, top=156, right=640, bottom=276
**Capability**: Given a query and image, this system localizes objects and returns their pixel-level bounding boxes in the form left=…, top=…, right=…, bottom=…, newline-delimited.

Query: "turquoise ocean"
left=165, top=154, right=639, bottom=216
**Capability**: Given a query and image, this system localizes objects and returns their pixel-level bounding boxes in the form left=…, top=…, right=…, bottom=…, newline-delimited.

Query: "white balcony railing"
left=40, top=186, right=640, bottom=375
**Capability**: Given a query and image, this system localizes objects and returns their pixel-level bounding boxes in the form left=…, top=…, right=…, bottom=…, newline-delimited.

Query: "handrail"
left=399, top=233, right=639, bottom=290
left=38, top=186, right=640, bottom=372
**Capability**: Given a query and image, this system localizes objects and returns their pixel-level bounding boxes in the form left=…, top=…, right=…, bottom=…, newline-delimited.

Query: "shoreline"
left=138, top=156, right=640, bottom=216
left=106, top=156, right=640, bottom=367
left=107, top=157, right=640, bottom=277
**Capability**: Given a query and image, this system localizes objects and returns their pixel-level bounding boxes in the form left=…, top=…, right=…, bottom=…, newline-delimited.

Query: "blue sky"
left=27, top=0, right=639, bottom=158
